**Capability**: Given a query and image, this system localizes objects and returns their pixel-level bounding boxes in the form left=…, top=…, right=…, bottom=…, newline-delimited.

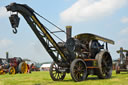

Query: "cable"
left=39, top=26, right=64, bottom=42
left=34, top=11, right=66, bottom=34
left=33, top=11, right=69, bottom=42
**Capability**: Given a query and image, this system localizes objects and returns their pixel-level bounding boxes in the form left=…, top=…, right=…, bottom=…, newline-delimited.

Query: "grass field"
left=0, top=71, right=128, bottom=85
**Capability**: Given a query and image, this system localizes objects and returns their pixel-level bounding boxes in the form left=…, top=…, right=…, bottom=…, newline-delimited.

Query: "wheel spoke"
left=55, top=73, right=57, bottom=78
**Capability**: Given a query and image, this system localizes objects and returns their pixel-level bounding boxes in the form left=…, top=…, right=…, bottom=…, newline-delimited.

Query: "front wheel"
left=70, top=59, right=87, bottom=82
left=49, top=62, right=66, bottom=81
left=9, top=67, right=16, bottom=74
left=0, top=69, right=5, bottom=75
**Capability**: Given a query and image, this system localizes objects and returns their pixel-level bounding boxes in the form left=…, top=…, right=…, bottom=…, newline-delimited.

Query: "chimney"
left=66, top=26, right=72, bottom=40
left=6, top=52, right=9, bottom=62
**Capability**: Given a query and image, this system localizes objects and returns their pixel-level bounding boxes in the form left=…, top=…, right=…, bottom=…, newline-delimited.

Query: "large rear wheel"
left=96, top=51, right=112, bottom=79
left=70, top=59, right=87, bottom=82
left=49, top=62, right=66, bottom=81
left=18, top=62, right=28, bottom=74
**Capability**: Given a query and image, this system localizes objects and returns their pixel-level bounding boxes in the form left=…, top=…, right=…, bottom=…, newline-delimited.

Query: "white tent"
left=40, top=64, right=51, bottom=71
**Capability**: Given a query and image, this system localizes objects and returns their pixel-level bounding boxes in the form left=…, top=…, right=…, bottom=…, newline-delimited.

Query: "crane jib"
left=31, top=16, right=67, bottom=61
left=6, top=2, right=68, bottom=64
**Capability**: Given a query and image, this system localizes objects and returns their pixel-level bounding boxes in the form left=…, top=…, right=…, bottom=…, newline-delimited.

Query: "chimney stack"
left=6, top=52, right=9, bottom=62
left=66, top=26, right=72, bottom=40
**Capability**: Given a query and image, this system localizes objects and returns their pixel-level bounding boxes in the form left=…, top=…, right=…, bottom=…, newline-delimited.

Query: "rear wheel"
left=9, top=67, right=16, bottom=74
left=115, top=62, right=120, bottom=74
left=96, top=51, right=112, bottom=79
left=18, top=62, right=28, bottom=74
left=70, top=59, right=87, bottom=82
left=49, top=62, right=66, bottom=81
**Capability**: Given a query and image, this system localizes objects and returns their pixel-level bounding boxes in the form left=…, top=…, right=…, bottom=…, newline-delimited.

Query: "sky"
left=0, top=0, right=128, bottom=63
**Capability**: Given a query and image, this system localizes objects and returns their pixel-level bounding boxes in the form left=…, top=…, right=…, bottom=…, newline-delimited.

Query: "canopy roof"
left=116, top=47, right=128, bottom=53
left=74, top=33, right=114, bottom=45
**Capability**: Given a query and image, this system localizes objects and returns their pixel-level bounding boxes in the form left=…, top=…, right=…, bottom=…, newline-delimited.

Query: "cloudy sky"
left=0, top=0, right=128, bottom=63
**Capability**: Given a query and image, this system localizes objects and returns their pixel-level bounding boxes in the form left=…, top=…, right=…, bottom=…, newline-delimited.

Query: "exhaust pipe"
left=6, top=52, right=9, bottom=62
left=66, top=26, right=72, bottom=40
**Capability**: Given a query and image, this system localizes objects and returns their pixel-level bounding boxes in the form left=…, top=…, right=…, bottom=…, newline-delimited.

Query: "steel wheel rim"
left=73, top=61, right=86, bottom=81
left=10, top=67, right=15, bottom=74
left=50, top=62, right=66, bottom=80
left=21, top=62, right=28, bottom=73
left=101, top=54, right=112, bottom=78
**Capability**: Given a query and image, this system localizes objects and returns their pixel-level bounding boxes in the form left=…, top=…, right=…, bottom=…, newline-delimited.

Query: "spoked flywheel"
left=18, top=62, right=28, bottom=74
left=96, top=51, right=112, bottom=79
left=49, top=62, right=66, bottom=81
left=70, top=59, right=87, bottom=82
left=9, top=67, right=16, bottom=74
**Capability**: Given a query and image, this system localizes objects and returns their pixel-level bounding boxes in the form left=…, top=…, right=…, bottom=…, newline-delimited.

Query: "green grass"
left=0, top=71, right=128, bottom=85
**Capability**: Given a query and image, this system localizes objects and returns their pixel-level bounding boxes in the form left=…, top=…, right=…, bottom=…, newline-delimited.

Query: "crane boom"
left=6, top=3, right=69, bottom=65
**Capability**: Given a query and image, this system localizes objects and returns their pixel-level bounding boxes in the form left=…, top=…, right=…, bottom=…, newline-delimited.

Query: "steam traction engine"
left=116, top=47, right=128, bottom=74
left=6, top=3, right=114, bottom=81
left=0, top=52, right=28, bottom=74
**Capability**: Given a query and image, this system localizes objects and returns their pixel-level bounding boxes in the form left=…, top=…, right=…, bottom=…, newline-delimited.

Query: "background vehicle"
left=0, top=52, right=28, bottom=74
left=0, top=58, right=7, bottom=74
left=116, top=47, right=128, bottom=74
left=6, top=3, right=114, bottom=81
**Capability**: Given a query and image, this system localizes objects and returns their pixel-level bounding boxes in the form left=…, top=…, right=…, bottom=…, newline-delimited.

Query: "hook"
left=12, top=28, right=17, bottom=34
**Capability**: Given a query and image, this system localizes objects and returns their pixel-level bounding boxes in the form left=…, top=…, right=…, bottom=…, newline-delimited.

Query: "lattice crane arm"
left=6, top=3, right=69, bottom=65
